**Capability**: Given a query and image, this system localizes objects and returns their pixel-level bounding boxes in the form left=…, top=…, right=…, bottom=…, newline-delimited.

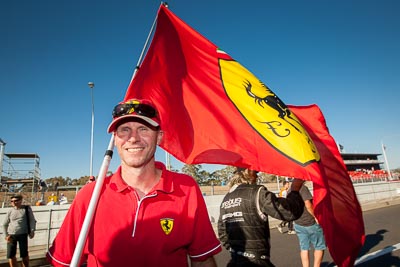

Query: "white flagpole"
left=69, top=4, right=161, bottom=266
left=70, top=136, right=114, bottom=267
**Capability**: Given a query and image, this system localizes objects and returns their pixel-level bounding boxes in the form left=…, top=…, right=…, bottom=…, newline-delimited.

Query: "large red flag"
left=126, top=5, right=321, bottom=179
left=290, top=105, right=365, bottom=266
left=124, top=4, right=364, bottom=266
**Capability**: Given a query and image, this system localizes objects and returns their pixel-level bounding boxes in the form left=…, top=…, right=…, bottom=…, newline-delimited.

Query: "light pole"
left=0, top=138, right=6, bottom=180
left=165, top=151, right=171, bottom=170
left=0, top=138, right=6, bottom=207
left=381, top=141, right=393, bottom=180
left=381, top=134, right=400, bottom=181
left=88, top=82, right=95, bottom=180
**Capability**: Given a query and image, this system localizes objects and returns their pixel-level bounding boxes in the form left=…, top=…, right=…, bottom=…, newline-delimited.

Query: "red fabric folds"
left=290, top=105, right=365, bottom=267
left=124, top=5, right=364, bottom=266
left=126, top=5, right=320, bottom=179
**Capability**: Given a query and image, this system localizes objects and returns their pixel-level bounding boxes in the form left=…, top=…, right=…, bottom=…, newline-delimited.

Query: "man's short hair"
left=10, top=194, right=23, bottom=200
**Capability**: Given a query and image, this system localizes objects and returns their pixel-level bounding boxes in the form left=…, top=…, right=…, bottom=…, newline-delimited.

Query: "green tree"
left=198, top=169, right=212, bottom=185
left=181, top=164, right=205, bottom=184
left=44, top=176, right=66, bottom=190
left=211, top=166, right=236, bottom=185
left=76, top=176, right=90, bottom=185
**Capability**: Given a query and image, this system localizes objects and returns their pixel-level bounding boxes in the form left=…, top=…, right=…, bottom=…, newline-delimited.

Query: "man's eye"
left=117, top=128, right=131, bottom=135
left=138, top=127, right=149, bottom=132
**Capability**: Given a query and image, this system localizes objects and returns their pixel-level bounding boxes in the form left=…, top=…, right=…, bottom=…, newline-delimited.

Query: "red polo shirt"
left=47, top=162, right=221, bottom=266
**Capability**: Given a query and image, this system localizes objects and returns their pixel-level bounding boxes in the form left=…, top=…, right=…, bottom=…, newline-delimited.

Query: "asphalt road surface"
left=214, top=204, right=400, bottom=266
left=4, top=204, right=399, bottom=267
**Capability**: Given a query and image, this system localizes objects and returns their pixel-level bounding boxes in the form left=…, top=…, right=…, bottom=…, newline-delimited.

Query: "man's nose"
left=127, top=129, right=140, bottom=141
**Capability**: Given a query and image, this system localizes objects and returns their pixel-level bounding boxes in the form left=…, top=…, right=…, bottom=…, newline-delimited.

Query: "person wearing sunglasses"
left=2, top=194, right=36, bottom=267
left=47, top=98, right=222, bottom=267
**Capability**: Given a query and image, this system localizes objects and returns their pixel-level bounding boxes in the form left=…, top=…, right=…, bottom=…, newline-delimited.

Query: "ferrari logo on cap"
left=219, top=58, right=320, bottom=165
left=160, top=218, right=174, bottom=235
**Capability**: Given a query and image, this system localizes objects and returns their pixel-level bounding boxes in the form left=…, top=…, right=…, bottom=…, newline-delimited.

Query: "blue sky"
left=1, top=0, right=399, bottom=179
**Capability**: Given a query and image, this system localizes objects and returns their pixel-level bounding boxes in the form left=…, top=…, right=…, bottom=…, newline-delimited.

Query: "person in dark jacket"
left=218, top=168, right=305, bottom=267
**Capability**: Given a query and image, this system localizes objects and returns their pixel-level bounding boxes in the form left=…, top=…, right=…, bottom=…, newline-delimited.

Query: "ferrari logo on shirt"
left=160, top=218, right=174, bottom=235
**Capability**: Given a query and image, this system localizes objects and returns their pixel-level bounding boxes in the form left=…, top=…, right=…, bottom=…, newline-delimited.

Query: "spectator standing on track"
left=3, top=194, right=36, bottom=267
left=293, top=184, right=327, bottom=267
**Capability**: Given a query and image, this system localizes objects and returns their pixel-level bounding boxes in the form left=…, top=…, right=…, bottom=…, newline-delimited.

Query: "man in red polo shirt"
left=47, top=99, right=222, bottom=267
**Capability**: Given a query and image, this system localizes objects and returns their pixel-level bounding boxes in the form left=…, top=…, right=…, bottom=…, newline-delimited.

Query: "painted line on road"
left=355, top=243, right=400, bottom=265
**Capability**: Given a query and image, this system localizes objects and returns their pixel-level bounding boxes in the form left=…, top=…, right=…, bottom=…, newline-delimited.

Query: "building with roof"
left=341, top=152, right=383, bottom=172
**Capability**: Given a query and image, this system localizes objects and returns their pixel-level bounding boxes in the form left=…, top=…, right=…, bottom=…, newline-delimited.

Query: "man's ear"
left=157, top=130, right=164, bottom=145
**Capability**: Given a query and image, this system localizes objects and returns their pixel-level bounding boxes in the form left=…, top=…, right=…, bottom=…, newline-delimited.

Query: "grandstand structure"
left=341, top=152, right=383, bottom=171
left=0, top=140, right=41, bottom=206
left=341, top=152, right=393, bottom=182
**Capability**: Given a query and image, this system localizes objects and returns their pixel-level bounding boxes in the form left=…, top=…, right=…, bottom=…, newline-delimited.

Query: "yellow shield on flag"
left=219, top=59, right=320, bottom=165
left=160, top=218, right=174, bottom=235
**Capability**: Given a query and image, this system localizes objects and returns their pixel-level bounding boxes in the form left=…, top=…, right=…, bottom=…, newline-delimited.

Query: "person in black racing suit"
left=218, top=168, right=305, bottom=267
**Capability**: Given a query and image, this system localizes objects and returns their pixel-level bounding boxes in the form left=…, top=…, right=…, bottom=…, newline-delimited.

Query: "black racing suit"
left=218, top=184, right=304, bottom=267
